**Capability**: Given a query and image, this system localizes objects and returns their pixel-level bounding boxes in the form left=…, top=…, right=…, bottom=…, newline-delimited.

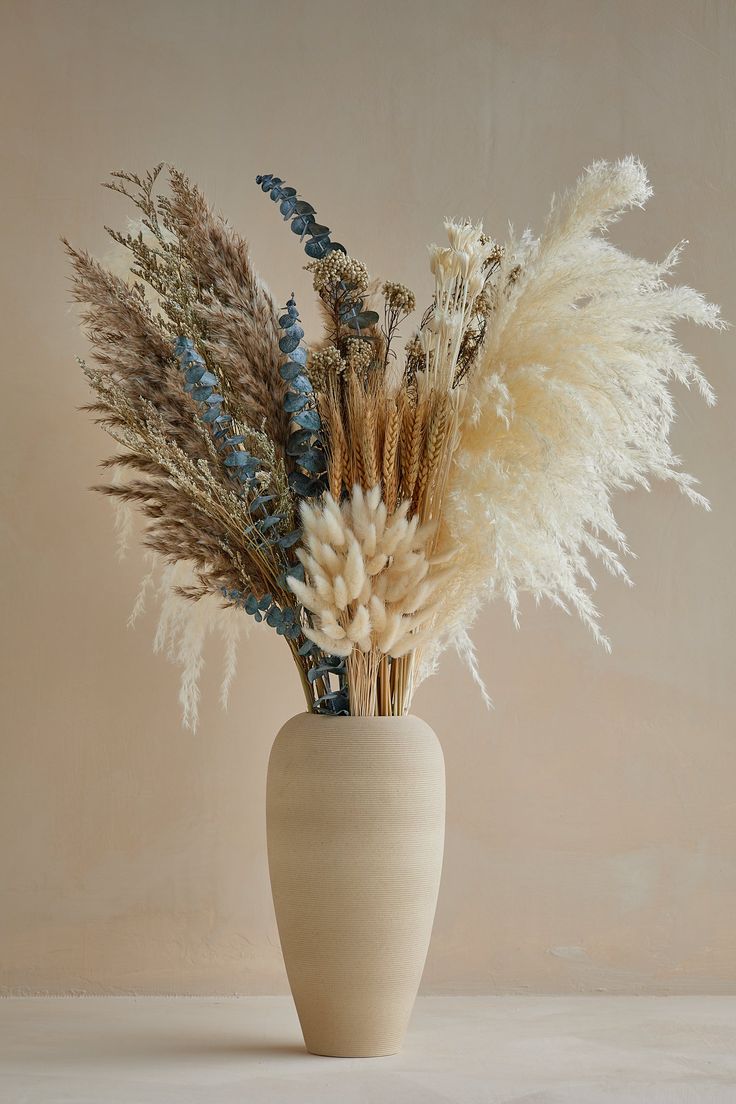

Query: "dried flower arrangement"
left=66, top=159, right=723, bottom=726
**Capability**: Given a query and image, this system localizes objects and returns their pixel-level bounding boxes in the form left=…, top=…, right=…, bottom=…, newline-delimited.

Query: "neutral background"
left=1, top=0, right=734, bottom=996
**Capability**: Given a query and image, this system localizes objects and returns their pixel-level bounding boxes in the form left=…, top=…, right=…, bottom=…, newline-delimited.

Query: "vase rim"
left=283, top=711, right=432, bottom=730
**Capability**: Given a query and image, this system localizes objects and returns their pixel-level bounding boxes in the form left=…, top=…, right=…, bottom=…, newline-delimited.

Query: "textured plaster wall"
left=1, top=0, right=734, bottom=995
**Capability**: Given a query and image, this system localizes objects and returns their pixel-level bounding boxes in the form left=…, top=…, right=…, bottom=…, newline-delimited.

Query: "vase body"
left=266, top=711, right=445, bottom=1057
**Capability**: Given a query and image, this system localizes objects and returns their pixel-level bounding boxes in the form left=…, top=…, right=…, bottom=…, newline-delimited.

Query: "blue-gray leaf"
left=304, top=237, right=330, bottom=260
left=288, top=471, right=319, bottom=497
left=258, top=515, right=282, bottom=531
left=278, top=332, right=301, bottom=354
left=298, top=449, right=326, bottom=474
left=284, top=392, right=309, bottom=413
left=279, top=361, right=304, bottom=381
left=224, top=453, right=258, bottom=469
left=287, top=429, right=314, bottom=453
left=289, top=374, right=313, bottom=393
left=293, top=409, right=321, bottom=432
left=277, top=529, right=302, bottom=548
left=346, top=310, right=380, bottom=329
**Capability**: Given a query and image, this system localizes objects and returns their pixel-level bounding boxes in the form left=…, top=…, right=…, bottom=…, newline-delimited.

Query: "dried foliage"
left=68, top=158, right=722, bottom=722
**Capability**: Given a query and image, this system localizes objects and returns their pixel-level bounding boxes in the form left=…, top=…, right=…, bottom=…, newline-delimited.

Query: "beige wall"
left=1, top=0, right=735, bottom=996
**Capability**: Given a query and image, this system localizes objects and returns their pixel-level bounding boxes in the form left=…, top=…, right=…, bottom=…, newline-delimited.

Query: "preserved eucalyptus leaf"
left=279, top=360, right=304, bottom=381
left=277, top=528, right=303, bottom=548
left=293, top=409, right=320, bottom=432
left=291, top=214, right=315, bottom=237
left=286, top=430, right=313, bottom=455
left=298, top=448, right=326, bottom=474
left=250, top=494, right=275, bottom=512
left=258, top=515, right=282, bottom=531
left=346, top=310, right=380, bottom=329
left=224, top=452, right=258, bottom=469
left=283, top=392, right=309, bottom=412
left=304, top=237, right=330, bottom=259
left=278, top=332, right=301, bottom=354
left=288, top=471, right=320, bottom=497
left=289, top=373, right=313, bottom=394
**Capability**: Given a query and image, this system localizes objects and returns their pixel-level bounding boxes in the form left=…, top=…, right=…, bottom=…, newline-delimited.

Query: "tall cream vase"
left=266, top=712, right=445, bottom=1057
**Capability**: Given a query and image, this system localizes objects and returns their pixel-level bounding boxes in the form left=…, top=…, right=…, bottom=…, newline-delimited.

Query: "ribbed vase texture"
left=266, top=712, right=445, bottom=1057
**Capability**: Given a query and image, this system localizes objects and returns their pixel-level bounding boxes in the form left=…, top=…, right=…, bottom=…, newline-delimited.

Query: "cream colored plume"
left=130, top=555, right=249, bottom=731
left=288, top=486, right=452, bottom=659
left=431, top=158, right=724, bottom=691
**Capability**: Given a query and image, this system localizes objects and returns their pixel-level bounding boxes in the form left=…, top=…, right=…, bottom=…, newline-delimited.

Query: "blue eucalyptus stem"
left=173, top=335, right=348, bottom=713
left=277, top=294, right=327, bottom=500
left=172, top=337, right=300, bottom=638
left=276, top=297, right=349, bottom=714
left=255, top=173, right=379, bottom=349
left=255, top=174, right=345, bottom=260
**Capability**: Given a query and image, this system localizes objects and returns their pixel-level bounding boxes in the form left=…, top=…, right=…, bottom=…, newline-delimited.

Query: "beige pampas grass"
left=130, top=557, right=249, bottom=731
left=431, top=158, right=724, bottom=695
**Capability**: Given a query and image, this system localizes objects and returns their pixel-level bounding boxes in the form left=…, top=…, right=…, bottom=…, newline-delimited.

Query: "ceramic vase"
left=266, top=712, right=445, bottom=1057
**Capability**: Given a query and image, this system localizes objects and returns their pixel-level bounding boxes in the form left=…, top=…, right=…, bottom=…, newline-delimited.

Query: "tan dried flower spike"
left=287, top=486, right=453, bottom=659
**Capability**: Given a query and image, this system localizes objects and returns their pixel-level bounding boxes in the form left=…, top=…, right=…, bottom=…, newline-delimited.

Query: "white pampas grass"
left=434, top=157, right=724, bottom=684
left=289, top=486, right=451, bottom=660
left=130, top=557, right=249, bottom=730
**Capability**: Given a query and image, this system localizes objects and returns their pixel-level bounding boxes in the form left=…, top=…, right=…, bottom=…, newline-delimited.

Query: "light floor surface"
left=1, top=996, right=735, bottom=1103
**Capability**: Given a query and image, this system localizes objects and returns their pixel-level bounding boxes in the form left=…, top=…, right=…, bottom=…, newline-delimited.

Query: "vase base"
left=305, top=1043, right=400, bottom=1058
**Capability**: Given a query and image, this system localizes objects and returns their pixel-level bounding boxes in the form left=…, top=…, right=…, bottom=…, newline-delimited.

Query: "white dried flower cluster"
left=429, top=219, right=495, bottom=297
left=288, top=486, right=452, bottom=659
left=423, top=219, right=498, bottom=390
left=307, top=252, right=369, bottom=296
